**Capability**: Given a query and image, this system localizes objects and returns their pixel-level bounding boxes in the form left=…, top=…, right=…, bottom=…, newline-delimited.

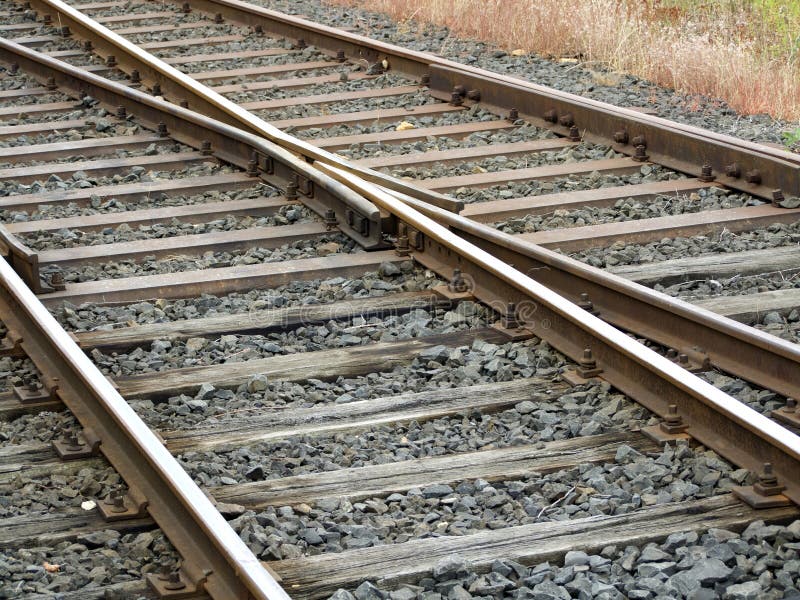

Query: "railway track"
left=0, top=0, right=799, bottom=598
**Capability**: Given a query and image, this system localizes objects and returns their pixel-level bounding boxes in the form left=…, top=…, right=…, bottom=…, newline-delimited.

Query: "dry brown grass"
left=326, top=0, right=800, bottom=123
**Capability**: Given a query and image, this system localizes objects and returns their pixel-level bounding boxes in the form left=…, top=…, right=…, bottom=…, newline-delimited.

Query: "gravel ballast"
left=323, top=518, right=800, bottom=600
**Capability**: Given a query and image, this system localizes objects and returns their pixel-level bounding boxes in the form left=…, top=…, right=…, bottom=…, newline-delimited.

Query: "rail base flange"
left=561, top=369, right=602, bottom=386
left=640, top=424, right=691, bottom=444
left=771, top=403, right=800, bottom=430
left=146, top=562, right=208, bottom=599
left=432, top=284, right=474, bottom=302
left=489, top=321, right=535, bottom=341
left=732, top=485, right=792, bottom=509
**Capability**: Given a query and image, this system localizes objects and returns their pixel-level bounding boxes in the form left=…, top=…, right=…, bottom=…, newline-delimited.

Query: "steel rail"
left=181, top=0, right=800, bottom=200
left=5, top=8, right=799, bottom=406
left=19, top=0, right=463, bottom=213
left=0, top=255, right=291, bottom=600
left=315, top=161, right=800, bottom=505
left=0, top=37, right=383, bottom=250
left=393, top=191, right=800, bottom=400
left=6, top=0, right=800, bottom=505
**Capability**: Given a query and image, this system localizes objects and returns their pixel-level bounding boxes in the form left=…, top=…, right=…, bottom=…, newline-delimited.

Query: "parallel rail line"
left=0, top=1, right=799, bottom=598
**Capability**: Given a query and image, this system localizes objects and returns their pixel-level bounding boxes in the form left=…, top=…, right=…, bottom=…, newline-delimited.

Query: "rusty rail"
left=395, top=192, right=800, bottom=401
left=18, top=0, right=463, bottom=213
left=316, top=162, right=800, bottom=505
left=180, top=0, right=800, bottom=200
left=0, top=37, right=384, bottom=250
left=0, top=255, right=291, bottom=600
left=3, top=0, right=800, bottom=526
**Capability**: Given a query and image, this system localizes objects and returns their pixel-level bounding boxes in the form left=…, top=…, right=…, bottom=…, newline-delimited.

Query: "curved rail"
left=1, top=19, right=800, bottom=599
left=22, top=0, right=463, bottom=212
left=396, top=192, right=800, bottom=401
left=316, top=161, right=800, bottom=505
left=0, top=37, right=384, bottom=248
left=13, top=0, right=800, bottom=400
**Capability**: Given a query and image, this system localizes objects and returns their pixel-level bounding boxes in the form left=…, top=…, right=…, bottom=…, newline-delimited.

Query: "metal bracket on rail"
left=772, top=398, right=800, bottom=430
left=0, top=328, right=25, bottom=357
left=12, top=374, right=60, bottom=405
left=146, top=560, right=209, bottom=599
left=732, top=462, right=792, bottom=509
left=490, top=302, right=535, bottom=341
left=666, top=347, right=711, bottom=373
left=97, top=483, right=149, bottom=521
left=0, top=224, right=51, bottom=294
left=432, top=267, right=475, bottom=302
left=562, top=347, right=604, bottom=386
left=641, top=404, right=691, bottom=444
left=53, top=426, right=101, bottom=459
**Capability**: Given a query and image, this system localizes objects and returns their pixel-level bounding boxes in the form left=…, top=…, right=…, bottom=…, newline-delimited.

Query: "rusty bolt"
left=613, top=130, right=629, bottom=144
left=754, top=462, right=786, bottom=496
left=59, top=26, right=70, bottom=37
left=8, top=63, right=19, bottom=75
left=200, top=140, right=213, bottom=156
left=49, top=271, right=64, bottom=287
left=577, top=292, right=597, bottom=315
left=660, top=404, right=689, bottom=434
left=568, top=125, right=581, bottom=142
left=664, top=405, right=681, bottom=426
left=632, top=144, right=649, bottom=162
left=164, top=571, right=186, bottom=591
left=157, top=122, right=168, bottom=137
left=296, top=38, right=307, bottom=49
left=724, top=162, right=741, bottom=178
left=502, top=303, right=520, bottom=329
left=115, top=106, right=126, bottom=119
left=666, top=348, right=678, bottom=360
left=181, top=2, right=190, bottom=11
left=543, top=109, right=558, bottom=123
left=214, top=12, right=224, bottom=23
left=336, top=50, right=346, bottom=62
left=82, top=40, right=92, bottom=52
left=151, top=83, right=162, bottom=96
left=42, top=13, right=52, bottom=24
left=394, top=234, right=410, bottom=256
left=130, top=69, right=141, bottom=84
left=285, top=176, right=299, bottom=200
left=452, top=84, right=466, bottom=97
left=324, top=209, right=337, bottom=230
left=579, top=348, right=597, bottom=371
left=466, top=89, right=481, bottom=102
left=631, top=135, right=646, bottom=148
left=419, top=73, right=430, bottom=86
left=179, top=99, right=189, bottom=108
left=698, top=163, right=715, bottom=182
left=448, top=268, right=469, bottom=294
left=677, top=353, right=689, bottom=365
left=253, top=24, right=263, bottom=34
left=64, top=432, right=84, bottom=452
left=786, top=398, right=798, bottom=412
left=558, top=113, right=574, bottom=127
left=106, top=55, right=117, bottom=68
left=450, top=91, right=464, bottom=107
left=507, top=108, right=519, bottom=122
left=744, top=169, right=761, bottom=184
left=771, top=189, right=785, bottom=206
left=26, top=378, right=41, bottom=392
left=247, top=157, right=259, bottom=177
left=109, top=493, right=128, bottom=513
left=45, top=77, right=57, bottom=91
